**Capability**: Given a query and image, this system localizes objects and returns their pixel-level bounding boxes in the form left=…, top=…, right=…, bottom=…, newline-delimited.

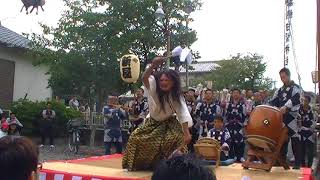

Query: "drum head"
left=246, top=105, right=283, bottom=151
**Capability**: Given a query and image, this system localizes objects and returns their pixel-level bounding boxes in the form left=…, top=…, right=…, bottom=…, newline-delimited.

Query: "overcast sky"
left=0, top=0, right=317, bottom=92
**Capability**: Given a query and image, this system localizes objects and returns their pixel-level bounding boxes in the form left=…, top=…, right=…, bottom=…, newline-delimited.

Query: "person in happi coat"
left=299, top=95, right=316, bottom=167
left=208, top=115, right=231, bottom=161
left=129, top=88, right=148, bottom=132
left=122, top=57, right=192, bottom=171
left=259, top=90, right=270, bottom=105
left=102, top=96, right=126, bottom=155
left=195, top=89, right=222, bottom=138
left=269, top=68, right=302, bottom=169
left=312, top=130, right=320, bottom=180
left=185, top=88, right=197, bottom=152
left=225, top=88, right=246, bottom=162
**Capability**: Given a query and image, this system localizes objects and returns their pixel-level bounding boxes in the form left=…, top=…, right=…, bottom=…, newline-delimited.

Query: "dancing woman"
left=122, top=57, right=192, bottom=171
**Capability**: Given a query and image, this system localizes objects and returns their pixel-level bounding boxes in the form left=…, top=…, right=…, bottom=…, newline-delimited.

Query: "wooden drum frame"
left=243, top=105, right=290, bottom=171
left=194, top=138, right=221, bottom=168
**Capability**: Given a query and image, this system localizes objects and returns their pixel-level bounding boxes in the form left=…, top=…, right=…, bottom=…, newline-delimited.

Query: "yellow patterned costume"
left=122, top=116, right=185, bottom=171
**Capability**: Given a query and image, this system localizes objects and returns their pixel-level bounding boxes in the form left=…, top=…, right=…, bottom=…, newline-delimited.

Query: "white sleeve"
left=145, top=75, right=157, bottom=99
left=284, top=99, right=293, bottom=109
left=175, top=96, right=193, bottom=127
left=16, top=119, right=23, bottom=127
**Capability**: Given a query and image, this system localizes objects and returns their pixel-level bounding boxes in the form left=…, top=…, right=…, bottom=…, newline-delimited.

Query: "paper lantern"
left=120, top=54, right=140, bottom=83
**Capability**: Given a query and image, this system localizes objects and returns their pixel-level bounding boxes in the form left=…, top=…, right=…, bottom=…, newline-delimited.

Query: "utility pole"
left=317, top=0, right=320, bottom=95
left=185, top=17, right=190, bottom=89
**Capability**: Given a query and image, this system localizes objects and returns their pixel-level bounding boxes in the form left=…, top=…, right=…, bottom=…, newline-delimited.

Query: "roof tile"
left=179, top=61, right=219, bottom=73
left=0, top=25, right=30, bottom=49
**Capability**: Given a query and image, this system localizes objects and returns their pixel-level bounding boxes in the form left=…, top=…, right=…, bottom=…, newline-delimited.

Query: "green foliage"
left=10, top=99, right=81, bottom=136
left=203, top=53, right=273, bottom=91
left=27, top=0, right=202, bottom=109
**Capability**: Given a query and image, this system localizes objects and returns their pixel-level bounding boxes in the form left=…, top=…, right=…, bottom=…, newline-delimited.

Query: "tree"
left=202, top=53, right=273, bottom=91
left=28, top=0, right=202, bottom=109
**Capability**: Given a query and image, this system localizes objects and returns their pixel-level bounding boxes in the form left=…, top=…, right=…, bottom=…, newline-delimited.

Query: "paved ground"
left=36, top=138, right=105, bottom=163
left=36, top=137, right=294, bottom=163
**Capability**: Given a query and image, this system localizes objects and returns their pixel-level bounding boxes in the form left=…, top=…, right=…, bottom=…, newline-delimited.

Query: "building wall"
left=0, top=46, right=52, bottom=103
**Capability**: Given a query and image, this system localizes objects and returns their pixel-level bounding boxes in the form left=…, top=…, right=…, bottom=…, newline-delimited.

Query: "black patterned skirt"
left=122, top=116, right=185, bottom=171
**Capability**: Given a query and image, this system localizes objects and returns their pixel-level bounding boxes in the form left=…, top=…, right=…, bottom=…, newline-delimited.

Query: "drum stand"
left=242, top=128, right=290, bottom=171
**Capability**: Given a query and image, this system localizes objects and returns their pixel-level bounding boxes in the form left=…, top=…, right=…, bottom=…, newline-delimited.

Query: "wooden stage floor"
left=40, top=155, right=303, bottom=180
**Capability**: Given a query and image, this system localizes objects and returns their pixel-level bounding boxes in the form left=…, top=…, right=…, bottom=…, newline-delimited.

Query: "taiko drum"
left=246, top=105, right=284, bottom=151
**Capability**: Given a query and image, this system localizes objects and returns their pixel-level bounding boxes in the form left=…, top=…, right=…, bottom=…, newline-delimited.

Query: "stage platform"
left=39, top=154, right=312, bottom=180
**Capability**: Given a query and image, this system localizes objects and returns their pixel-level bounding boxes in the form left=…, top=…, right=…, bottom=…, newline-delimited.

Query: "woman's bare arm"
left=142, top=57, right=165, bottom=89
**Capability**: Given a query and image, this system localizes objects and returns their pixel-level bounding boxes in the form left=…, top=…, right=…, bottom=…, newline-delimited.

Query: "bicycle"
left=66, top=119, right=82, bottom=154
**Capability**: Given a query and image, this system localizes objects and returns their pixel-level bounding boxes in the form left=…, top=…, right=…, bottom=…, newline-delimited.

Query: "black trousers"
left=301, top=141, right=314, bottom=167
left=281, top=137, right=301, bottom=167
left=229, top=142, right=245, bottom=161
left=40, top=120, right=54, bottom=145
left=105, top=142, right=122, bottom=155
left=220, top=151, right=228, bottom=161
left=188, top=126, right=198, bottom=153
left=121, top=130, right=130, bottom=149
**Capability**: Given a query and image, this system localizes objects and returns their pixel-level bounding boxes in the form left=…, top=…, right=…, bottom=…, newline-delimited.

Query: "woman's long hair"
left=154, top=69, right=182, bottom=112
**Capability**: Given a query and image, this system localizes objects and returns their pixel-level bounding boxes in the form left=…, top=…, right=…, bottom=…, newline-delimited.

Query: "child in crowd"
left=102, top=96, right=126, bottom=155
left=207, top=115, right=231, bottom=161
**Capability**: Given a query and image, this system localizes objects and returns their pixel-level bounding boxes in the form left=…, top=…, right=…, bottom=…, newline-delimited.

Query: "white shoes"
left=39, top=144, right=55, bottom=148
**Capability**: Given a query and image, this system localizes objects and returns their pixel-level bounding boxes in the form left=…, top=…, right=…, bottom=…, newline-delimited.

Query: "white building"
left=179, top=61, right=220, bottom=88
left=0, top=24, right=52, bottom=108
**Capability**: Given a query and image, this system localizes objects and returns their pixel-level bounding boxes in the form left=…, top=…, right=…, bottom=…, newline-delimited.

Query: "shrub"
left=10, top=99, right=81, bottom=136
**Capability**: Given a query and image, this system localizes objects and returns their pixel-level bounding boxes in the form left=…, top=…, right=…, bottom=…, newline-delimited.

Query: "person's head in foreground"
left=152, top=154, right=217, bottom=180
left=0, top=136, right=39, bottom=180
